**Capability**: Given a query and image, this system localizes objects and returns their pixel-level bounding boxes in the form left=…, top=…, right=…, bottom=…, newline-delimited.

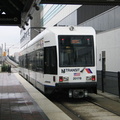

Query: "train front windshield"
left=58, top=35, right=94, bottom=67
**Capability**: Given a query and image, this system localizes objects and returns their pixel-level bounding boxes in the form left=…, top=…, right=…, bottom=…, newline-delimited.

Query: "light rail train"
left=19, top=26, right=97, bottom=98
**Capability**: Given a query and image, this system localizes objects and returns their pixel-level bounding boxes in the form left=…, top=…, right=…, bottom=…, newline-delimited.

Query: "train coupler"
left=69, top=89, right=88, bottom=98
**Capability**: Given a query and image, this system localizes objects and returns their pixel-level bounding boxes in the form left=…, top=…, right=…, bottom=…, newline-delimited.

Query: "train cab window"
left=44, top=46, right=57, bottom=74
left=58, top=35, right=94, bottom=67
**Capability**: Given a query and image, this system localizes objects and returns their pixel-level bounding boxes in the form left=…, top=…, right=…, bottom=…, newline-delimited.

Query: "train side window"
left=23, top=55, right=25, bottom=68
left=36, top=51, right=40, bottom=71
left=44, top=46, right=57, bottom=74
left=29, top=52, right=34, bottom=70
left=25, top=54, right=29, bottom=68
left=39, top=49, right=44, bottom=71
left=19, top=56, right=23, bottom=67
left=36, top=49, right=44, bottom=72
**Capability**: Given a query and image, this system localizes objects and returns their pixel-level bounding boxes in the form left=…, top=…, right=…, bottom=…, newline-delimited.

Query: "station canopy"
left=0, top=0, right=120, bottom=27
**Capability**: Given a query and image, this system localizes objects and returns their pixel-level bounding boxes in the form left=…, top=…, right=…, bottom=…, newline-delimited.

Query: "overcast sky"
left=0, top=26, right=20, bottom=56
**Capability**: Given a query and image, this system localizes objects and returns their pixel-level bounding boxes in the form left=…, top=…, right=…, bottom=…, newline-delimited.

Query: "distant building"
left=0, top=47, right=2, bottom=64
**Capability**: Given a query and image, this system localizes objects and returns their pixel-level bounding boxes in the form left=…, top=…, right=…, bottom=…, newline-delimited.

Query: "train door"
left=44, top=46, right=57, bottom=74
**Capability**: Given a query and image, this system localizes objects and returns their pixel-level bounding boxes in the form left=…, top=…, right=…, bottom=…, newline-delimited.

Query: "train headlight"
left=69, top=26, right=74, bottom=31
left=86, top=75, right=96, bottom=81
left=63, top=77, right=69, bottom=81
left=86, top=76, right=92, bottom=80
left=59, top=76, right=69, bottom=82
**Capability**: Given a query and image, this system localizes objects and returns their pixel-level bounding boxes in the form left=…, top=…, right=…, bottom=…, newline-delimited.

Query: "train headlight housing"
left=86, top=76, right=92, bottom=80
left=63, top=77, right=69, bottom=81
left=59, top=76, right=69, bottom=82
left=69, top=26, right=74, bottom=31
left=86, top=75, right=96, bottom=81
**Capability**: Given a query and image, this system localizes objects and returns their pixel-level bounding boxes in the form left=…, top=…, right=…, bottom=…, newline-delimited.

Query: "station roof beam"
left=0, top=0, right=41, bottom=27
left=0, top=0, right=120, bottom=27
left=41, top=0, right=120, bottom=5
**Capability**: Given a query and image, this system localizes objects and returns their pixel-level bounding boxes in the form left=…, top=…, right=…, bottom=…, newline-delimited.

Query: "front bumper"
left=56, top=82, right=97, bottom=93
left=56, top=82, right=97, bottom=88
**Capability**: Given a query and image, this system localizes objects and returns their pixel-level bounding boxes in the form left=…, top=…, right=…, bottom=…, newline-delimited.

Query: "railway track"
left=4, top=58, right=120, bottom=119
left=48, top=92, right=120, bottom=120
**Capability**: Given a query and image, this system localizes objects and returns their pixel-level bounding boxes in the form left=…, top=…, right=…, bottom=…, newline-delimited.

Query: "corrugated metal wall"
left=77, top=5, right=114, bottom=25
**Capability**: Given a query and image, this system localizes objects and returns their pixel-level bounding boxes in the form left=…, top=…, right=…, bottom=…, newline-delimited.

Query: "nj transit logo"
left=85, top=68, right=93, bottom=73
left=61, top=68, right=80, bottom=73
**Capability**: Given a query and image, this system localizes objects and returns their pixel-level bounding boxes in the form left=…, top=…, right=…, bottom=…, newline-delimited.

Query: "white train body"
left=19, top=26, right=97, bottom=98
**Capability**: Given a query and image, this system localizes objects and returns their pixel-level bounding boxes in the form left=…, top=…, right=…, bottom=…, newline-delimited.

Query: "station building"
left=20, top=4, right=120, bottom=95
left=0, top=47, right=2, bottom=64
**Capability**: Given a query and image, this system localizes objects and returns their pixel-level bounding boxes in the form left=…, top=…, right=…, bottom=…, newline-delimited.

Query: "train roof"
left=46, top=26, right=95, bottom=35
left=21, top=26, right=95, bottom=51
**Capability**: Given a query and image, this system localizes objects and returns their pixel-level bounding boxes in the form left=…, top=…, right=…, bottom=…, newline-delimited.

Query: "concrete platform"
left=0, top=73, right=72, bottom=120
left=97, top=90, right=120, bottom=103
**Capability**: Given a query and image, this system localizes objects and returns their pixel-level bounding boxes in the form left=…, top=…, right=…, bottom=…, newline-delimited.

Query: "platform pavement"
left=97, top=90, right=120, bottom=103
left=1, top=72, right=120, bottom=120
left=0, top=73, right=72, bottom=120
